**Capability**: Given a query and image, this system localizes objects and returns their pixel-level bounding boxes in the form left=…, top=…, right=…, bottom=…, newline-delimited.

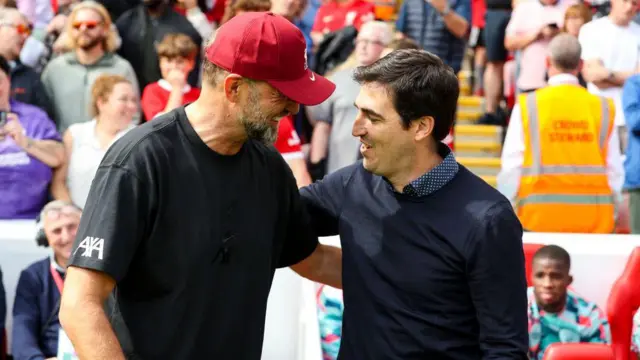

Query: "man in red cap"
left=58, top=12, right=341, bottom=360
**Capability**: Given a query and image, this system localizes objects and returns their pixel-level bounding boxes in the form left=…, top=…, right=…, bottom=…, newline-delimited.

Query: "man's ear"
left=414, top=115, right=435, bottom=143
left=223, top=74, right=244, bottom=103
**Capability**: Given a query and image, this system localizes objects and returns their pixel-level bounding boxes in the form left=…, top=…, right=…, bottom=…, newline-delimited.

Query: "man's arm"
left=61, top=162, right=151, bottom=359
left=60, top=268, right=124, bottom=360
left=291, top=244, right=342, bottom=288
left=430, top=0, right=470, bottom=39
left=467, top=201, right=529, bottom=359
left=623, top=75, right=640, bottom=135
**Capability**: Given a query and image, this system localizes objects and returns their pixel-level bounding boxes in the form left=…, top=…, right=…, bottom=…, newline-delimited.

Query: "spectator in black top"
left=59, top=12, right=340, bottom=360
left=300, top=49, right=529, bottom=359
left=116, top=0, right=203, bottom=91
left=0, top=8, right=53, bottom=118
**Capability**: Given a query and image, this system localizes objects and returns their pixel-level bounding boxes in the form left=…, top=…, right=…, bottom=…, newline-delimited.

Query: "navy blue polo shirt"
left=300, top=146, right=529, bottom=359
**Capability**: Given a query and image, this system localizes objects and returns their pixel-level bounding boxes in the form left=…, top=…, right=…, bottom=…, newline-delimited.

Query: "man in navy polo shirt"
left=301, top=49, right=528, bottom=359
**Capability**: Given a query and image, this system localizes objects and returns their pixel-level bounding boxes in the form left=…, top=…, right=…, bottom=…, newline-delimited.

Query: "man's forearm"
left=292, top=244, right=342, bottom=289
left=25, top=139, right=64, bottom=167
left=60, top=300, right=125, bottom=360
left=442, top=12, right=469, bottom=39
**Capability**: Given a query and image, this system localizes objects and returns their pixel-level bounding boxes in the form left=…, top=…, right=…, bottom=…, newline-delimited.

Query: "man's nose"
left=352, top=113, right=366, bottom=137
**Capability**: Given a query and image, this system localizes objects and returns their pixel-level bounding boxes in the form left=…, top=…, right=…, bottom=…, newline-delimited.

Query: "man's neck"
left=75, top=46, right=105, bottom=65
left=0, top=99, right=10, bottom=111
left=185, top=90, right=247, bottom=155
left=386, top=146, right=443, bottom=193
left=609, top=13, right=631, bottom=27
left=54, top=254, right=68, bottom=269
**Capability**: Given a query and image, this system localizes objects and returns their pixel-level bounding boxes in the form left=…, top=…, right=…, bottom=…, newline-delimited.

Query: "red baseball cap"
left=206, top=12, right=336, bottom=106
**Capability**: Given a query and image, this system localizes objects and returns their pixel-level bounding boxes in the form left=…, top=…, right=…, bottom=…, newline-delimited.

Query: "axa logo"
left=74, top=236, right=105, bottom=260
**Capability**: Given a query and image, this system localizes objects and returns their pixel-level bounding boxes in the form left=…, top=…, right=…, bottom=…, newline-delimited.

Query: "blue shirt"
left=301, top=148, right=528, bottom=359
left=395, top=0, right=471, bottom=73
left=622, top=74, right=640, bottom=190
left=389, top=147, right=459, bottom=197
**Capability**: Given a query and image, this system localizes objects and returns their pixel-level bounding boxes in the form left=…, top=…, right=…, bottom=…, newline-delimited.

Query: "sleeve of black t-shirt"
left=277, top=165, right=320, bottom=268
left=67, top=165, right=151, bottom=283
left=298, top=164, right=353, bottom=236
left=465, top=201, right=529, bottom=359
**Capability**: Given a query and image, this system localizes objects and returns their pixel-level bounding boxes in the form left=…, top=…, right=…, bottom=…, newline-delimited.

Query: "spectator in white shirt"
left=579, top=0, right=640, bottom=134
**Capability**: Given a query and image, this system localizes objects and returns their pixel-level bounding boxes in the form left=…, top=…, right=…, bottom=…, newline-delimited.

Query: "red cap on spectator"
left=206, top=12, right=336, bottom=106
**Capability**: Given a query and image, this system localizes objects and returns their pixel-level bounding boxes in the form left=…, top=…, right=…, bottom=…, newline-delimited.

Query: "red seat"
left=542, top=343, right=615, bottom=360
left=607, top=246, right=640, bottom=360
left=524, top=243, right=544, bottom=286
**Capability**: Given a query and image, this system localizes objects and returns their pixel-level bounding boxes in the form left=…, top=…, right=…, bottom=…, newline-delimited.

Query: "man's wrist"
left=439, top=3, right=451, bottom=16
left=25, top=137, right=34, bottom=149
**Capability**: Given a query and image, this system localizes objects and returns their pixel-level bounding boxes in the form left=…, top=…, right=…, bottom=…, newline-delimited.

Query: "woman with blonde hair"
left=563, top=3, right=592, bottom=37
left=51, top=74, right=138, bottom=208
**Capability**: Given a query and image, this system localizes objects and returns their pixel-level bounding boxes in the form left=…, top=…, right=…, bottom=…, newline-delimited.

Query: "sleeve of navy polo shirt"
left=465, top=201, right=529, bottom=359
left=299, top=164, right=353, bottom=237
left=68, top=166, right=151, bottom=283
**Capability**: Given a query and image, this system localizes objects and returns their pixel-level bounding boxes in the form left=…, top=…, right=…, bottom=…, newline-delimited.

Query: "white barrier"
left=2, top=220, right=640, bottom=359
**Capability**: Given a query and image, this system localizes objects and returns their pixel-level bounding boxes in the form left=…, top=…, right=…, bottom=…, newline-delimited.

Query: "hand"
left=177, top=0, right=198, bottom=9
left=3, top=114, right=31, bottom=149
left=46, top=14, right=67, bottom=34
left=427, top=0, right=448, bottom=13
left=166, top=69, right=187, bottom=90
left=540, top=24, right=559, bottom=40
left=46, top=357, right=58, bottom=360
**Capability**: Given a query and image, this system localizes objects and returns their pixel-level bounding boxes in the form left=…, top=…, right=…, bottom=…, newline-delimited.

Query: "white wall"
left=3, top=220, right=640, bottom=359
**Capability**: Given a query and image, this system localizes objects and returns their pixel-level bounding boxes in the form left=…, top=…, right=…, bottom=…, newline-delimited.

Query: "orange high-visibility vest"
left=516, top=84, right=615, bottom=233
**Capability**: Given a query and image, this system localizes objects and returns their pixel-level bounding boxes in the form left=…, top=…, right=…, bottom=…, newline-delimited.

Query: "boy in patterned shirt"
left=528, top=245, right=611, bottom=359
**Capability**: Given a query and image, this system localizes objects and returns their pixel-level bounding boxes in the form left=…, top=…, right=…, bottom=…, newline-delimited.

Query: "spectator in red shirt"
left=275, top=115, right=312, bottom=187
left=310, top=0, right=375, bottom=47
left=141, top=33, right=200, bottom=121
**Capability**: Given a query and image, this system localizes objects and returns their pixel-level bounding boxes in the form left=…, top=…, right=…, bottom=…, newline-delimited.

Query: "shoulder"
left=13, top=100, right=49, bottom=121
left=580, top=17, right=606, bottom=36
left=111, top=53, right=135, bottom=69
left=629, top=21, right=640, bottom=35
left=68, top=119, right=95, bottom=138
left=326, top=161, right=362, bottom=188
left=19, top=258, right=50, bottom=282
left=453, top=166, right=518, bottom=225
left=100, top=109, right=181, bottom=174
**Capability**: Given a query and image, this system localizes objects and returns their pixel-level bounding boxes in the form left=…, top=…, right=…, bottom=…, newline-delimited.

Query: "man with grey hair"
left=498, top=33, right=624, bottom=233
left=0, top=7, right=52, bottom=116
left=307, top=20, right=392, bottom=178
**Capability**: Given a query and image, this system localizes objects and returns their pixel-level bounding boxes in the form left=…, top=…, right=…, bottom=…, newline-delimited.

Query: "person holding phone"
left=0, top=56, right=65, bottom=219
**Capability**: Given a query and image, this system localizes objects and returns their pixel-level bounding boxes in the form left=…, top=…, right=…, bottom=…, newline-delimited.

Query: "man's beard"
left=77, top=35, right=103, bottom=51
left=238, top=88, right=278, bottom=145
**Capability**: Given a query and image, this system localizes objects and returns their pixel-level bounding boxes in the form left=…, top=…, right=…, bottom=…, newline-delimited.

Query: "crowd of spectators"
left=1, top=0, right=640, bottom=358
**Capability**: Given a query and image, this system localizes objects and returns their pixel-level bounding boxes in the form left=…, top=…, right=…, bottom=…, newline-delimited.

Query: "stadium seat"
left=542, top=343, right=615, bottom=360
left=607, top=246, right=640, bottom=360
left=523, top=243, right=544, bottom=286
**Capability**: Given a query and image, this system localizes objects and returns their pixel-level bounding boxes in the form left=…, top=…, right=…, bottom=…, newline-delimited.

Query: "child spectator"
left=140, top=33, right=200, bottom=121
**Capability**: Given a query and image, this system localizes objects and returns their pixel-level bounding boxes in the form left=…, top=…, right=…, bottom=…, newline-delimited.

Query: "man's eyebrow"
left=353, top=103, right=384, bottom=119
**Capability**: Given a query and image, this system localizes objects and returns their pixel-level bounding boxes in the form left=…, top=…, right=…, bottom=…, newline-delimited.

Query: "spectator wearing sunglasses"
left=12, top=201, right=82, bottom=360
left=0, top=8, right=53, bottom=118
left=0, top=55, right=65, bottom=220
left=41, top=1, right=138, bottom=133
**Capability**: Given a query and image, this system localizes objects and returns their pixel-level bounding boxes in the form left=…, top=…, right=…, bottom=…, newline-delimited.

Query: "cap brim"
left=268, top=70, right=336, bottom=106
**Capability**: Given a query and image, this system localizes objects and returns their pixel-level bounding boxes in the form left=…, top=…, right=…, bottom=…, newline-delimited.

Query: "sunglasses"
left=44, top=206, right=81, bottom=220
left=72, top=20, right=101, bottom=30
left=0, top=22, right=32, bottom=36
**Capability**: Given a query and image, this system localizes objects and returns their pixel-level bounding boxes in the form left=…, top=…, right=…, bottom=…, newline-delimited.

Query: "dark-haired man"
left=528, top=245, right=610, bottom=359
left=301, top=49, right=528, bottom=359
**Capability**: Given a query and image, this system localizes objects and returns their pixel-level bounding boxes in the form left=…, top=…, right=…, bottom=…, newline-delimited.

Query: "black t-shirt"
left=67, top=107, right=318, bottom=360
